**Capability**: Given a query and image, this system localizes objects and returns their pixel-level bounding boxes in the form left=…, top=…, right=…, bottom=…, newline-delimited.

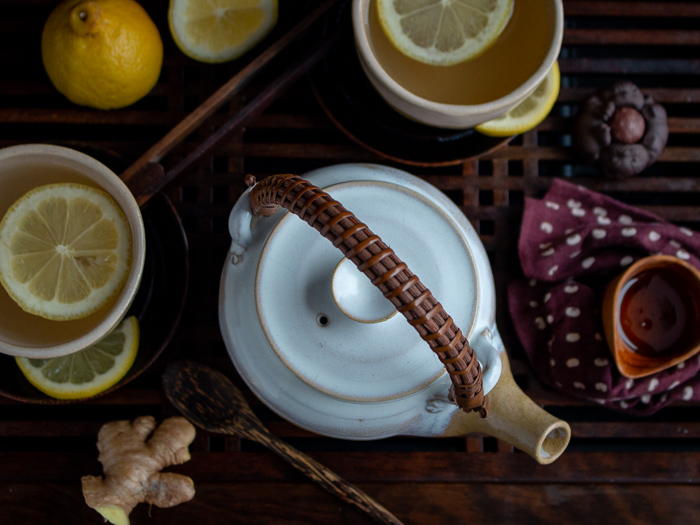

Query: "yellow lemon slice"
left=476, top=61, right=560, bottom=137
left=377, top=0, right=513, bottom=66
left=169, top=0, right=278, bottom=63
left=0, top=183, right=132, bottom=321
left=16, top=316, right=139, bottom=399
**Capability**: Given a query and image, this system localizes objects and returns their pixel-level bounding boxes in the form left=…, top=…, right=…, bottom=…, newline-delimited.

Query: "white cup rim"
left=352, top=0, right=564, bottom=122
left=0, top=144, right=146, bottom=358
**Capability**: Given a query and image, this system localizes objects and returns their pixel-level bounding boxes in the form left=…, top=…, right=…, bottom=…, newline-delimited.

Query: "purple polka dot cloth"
left=508, top=178, right=700, bottom=415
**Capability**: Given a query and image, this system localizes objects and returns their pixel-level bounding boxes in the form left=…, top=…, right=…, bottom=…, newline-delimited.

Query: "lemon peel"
left=16, top=316, right=139, bottom=400
left=476, top=61, right=560, bottom=137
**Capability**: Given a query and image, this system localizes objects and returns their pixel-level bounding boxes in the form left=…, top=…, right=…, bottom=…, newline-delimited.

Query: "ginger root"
left=81, top=415, right=197, bottom=525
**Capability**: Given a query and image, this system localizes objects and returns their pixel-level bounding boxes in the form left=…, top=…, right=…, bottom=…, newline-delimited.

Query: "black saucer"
left=309, top=2, right=512, bottom=167
left=0, top=148, right=189, bottom=404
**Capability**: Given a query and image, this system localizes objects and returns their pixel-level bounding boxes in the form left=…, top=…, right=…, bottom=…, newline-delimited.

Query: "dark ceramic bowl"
left=0, top=145, right=189, bottom=403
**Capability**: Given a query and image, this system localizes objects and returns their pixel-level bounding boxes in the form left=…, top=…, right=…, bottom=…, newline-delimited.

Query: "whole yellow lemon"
left=41, top=0, right=163, bottom=110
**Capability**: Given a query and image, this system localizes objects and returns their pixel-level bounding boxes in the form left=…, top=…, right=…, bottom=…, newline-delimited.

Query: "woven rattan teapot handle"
left=247, top=174, right=489, bottom=417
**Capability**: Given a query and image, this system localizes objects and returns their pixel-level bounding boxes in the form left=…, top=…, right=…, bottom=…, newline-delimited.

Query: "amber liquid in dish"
left=619, top=267, right=699, bottom=357
left=0, top=163, right=120, bottom=348
left=367, top=0, right=554, bottom=105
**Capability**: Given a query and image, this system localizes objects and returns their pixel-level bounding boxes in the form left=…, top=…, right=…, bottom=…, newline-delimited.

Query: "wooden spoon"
left=162, top=361, right=404, bottom=525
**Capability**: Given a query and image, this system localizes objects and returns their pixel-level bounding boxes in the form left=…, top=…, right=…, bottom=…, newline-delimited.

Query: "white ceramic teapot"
left=219, top=164, right=570, bottom=464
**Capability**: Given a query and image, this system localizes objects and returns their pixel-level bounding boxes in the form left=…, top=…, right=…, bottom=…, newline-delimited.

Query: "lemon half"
left=476, top=61, right=560, bottom=137
left=0, top=183, right=132, bottom=321
left=16, top=316, right=139, bottom=400
left=169, top=0, right=278, bottom=63
left=377, top=0, right=514, bottom=66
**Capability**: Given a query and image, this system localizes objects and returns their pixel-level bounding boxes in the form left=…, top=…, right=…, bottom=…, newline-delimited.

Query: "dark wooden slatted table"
left=1, top=1, right=699, bottom=523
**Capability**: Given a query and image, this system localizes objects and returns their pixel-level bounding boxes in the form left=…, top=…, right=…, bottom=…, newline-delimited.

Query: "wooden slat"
left=0, top=481, right=698, bottom=525
left=564, top=29, right=700, bottom=46
left=560, top=58, right=700, bottom=75
left=564, top=1, right=700, bottom=18
left=0, top=108, right=181, bottom=125
left=571, top=422, right=700, bottom=439
left=1, top=451, right=698, bottom=484
left=557, top=88, right=700, bottom=104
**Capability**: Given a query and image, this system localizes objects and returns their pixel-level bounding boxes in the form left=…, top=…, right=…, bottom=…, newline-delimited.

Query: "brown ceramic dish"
left=602, top=254, right=700, bottom=379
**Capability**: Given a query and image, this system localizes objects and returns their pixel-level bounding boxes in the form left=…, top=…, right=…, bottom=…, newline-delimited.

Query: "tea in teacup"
left=367, top=0, right=554, bottom=105
left=353, top=0, right=564, bottom=128
left=618, top=266, right=698, bottom=358
left=602, top=255, right=700, bottom=378
left=0, top=144, right=145, bottom=358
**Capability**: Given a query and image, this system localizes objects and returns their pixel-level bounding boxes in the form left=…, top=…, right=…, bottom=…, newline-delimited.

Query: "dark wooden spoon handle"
left=120, top=0, right=341, bottom=206
left=162, top=361, right=403, bottom=524
left=247, top=427, right=404, bottom=525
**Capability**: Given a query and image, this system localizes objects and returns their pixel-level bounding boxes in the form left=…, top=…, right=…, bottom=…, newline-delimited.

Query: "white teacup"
left=352, top=0, right=564, bottom=129
left=0, top=144, right=145, bottom=358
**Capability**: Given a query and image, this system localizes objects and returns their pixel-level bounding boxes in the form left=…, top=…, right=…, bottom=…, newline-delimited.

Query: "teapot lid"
left=255, top=178, right=479, bottom=402
left=220, top=163, right=496, bottom=438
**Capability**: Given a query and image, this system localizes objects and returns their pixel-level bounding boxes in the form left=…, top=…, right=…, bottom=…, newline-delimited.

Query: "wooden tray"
left=0, top=1, right=698, bottom=523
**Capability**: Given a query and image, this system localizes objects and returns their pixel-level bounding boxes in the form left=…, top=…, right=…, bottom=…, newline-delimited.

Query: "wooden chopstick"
left=121, top=0, right=341, bottom=207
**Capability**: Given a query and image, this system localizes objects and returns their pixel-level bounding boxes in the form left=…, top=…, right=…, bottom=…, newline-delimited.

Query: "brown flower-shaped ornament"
left=573, top=82, right=668, bottom=178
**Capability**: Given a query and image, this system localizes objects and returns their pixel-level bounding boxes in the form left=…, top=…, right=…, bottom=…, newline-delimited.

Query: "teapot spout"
left=445, top=352, right=570, bottom=464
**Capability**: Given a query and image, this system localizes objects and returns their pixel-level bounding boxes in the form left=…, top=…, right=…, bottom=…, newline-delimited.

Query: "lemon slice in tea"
left=16, top=315, right=139, bottom=400
left=0, top=183, right=132, bottom=321
left=476, top=61, right=560, bottom=137
left=168, top=0, right=278, bottom=63
left=377, top=0, right=513, bottom=66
